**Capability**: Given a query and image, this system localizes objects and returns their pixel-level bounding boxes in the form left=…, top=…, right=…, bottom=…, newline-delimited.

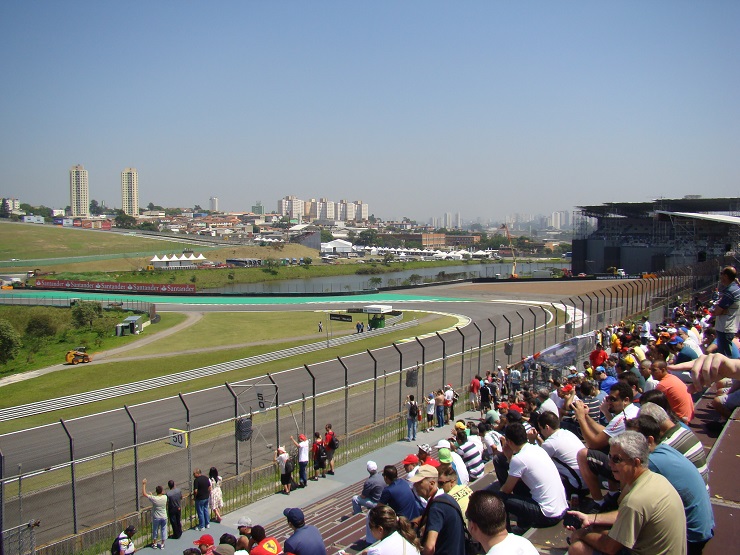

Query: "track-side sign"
left=329, top=313, right=353, bottom=322
left=169, top=428, right=188, bottom=448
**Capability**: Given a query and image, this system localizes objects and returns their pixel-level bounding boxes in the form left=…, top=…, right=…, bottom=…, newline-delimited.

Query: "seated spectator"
left=454, top=430, right=485, bottom=481
left=366, top=504, right=421, bottom=555
left=652, top=360, right=695, bottom=423
left=246, top=525, right=281, bottom=555
left=378, top=465, right=423, bottom=521
left=437, top=464, right=473, bottom=522
left=490, top=422, right=568, bottom=533
left=639, top=359, right=658, bottom=392
left=282, top=507, right=326, bottom=555
left=435, top=440, right=469, bottom=485
left=572, top=382, right=639, bottom=508
left=193, top=534, right=215, bottom=554
left=638, top=401, right=708, bottom=485
left=410, top=466, right=467, bottom=555
left=566, top=431, right=687, bottom=555
left=535, top=411, right=585, bottom=497
left=481, top=422, right=503, bottom=462
left=669, top=334, right=700, bottom=365
left=417, top=443, right=440, bottom=468
left=402, top=453, right=420, bottom=484
left=537, top=387, right=560, bottom=417
left=626, top=415, right=714, bottom=554
left=466, top=490, right=538, bottom=555
left=352, top=461, right=386, bottom=514
left=234, top=536, right=249, bottom=555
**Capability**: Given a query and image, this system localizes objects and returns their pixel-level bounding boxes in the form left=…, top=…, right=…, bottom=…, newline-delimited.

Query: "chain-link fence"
left=0, top=260, right=721, bottom=554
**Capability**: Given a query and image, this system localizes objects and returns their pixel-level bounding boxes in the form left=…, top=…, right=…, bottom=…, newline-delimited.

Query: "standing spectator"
left=410, top=466, right=467, bottom=555
left=469, top=375, right=481, bottom=410
left=324, top=423, right=337, bottom=475
left=351, top=461, right=385, bottom=514
left=208, top=467, right=224, bottom=522
left=166, top=479, right=182, bottom=540
left=589, top=343, right=609, bottom=369
left=466, top=490, right=538, bottom=555
left=192, top=468, right=212, bottom=531
left=652, top=360, right=695, bottom=423
left=282, top=507, right=327, bottom=555
left=491, top=422, right=567, bottom=533
left=113, top=525, right=136, bottom=555
left=710, top=266, right=740, bottom=357
left=311, top=432, right=327, bottom=480
left=405, top=394, right=419, bottom=441
left=434, top=390, right=445, bottom=428
left=290, top=434, right=310, bottom=488
left=497, top=365, right=508, bottom=396
left=509, top=367, right=522, bottom=393
left=248, top=525, right=281, bottom=555
left=565, top=432, right=687, bottom=555
left=366, top=504, right=421, bottom=555
left=425, top=393, right=436, bottom=432
left=274, top=447, right=291, bottom=495
left=444, top=385, right=455, bottom=423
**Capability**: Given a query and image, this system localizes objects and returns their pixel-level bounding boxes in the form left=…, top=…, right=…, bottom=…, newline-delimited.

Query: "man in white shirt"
left=534, top=411, right=584, bottom=496
left=466, top=490, right=538, bottom=555
left=490, top=422, right=568, bottom=533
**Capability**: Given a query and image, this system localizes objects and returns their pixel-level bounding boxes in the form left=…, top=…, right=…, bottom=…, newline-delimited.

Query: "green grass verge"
left=0, top=313, right=458, bottom=434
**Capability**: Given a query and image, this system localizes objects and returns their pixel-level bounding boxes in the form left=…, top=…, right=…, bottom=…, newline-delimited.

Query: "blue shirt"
left=648, top=444, right=714, bottom=543
left=424, top=493, right=466, bottom=555
left=283, top=524, right=327, bottom=555
left=379, top=478, right=423, bottom=520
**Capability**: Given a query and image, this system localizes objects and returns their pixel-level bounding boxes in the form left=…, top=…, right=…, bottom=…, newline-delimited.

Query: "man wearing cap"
left=236, top=516, right=252, bottom=539
left=193, top=533, right=215, bottom=554
left=283, top=507, right=326, bottom=555
left=114, top=525, right=136, bottom=555
left=417, top=443, right=440, bottom=468
left=669, top=334, right=699, bottom=365
left=410, top=465, right=467, bottom=555
left=247, top=525, right=281, bottom=555
left=403, top=453, right=421, bottom=483
left=352, top=461, right=386, bottom=514
left=435, top=439, right=469, bottom=485
left=444, top=385, right=455, bottom=423
left=290, top=434, right=310, bottom=488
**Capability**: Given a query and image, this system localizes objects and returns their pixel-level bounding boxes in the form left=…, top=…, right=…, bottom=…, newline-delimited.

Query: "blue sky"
left=1, top=1, right=738, bottom=222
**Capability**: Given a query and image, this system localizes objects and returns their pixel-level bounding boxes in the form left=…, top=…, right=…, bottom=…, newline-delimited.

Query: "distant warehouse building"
left=572, top=197, right=740, bottom=275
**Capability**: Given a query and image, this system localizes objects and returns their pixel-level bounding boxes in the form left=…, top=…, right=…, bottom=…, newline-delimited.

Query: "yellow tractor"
left=65, top=347, right=92, bottom=365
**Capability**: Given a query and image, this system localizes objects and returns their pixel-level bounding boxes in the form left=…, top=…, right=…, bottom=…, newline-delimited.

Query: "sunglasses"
left=606, top=396, right=620, bottom=402
left=609, top=454, right=628, bottom=464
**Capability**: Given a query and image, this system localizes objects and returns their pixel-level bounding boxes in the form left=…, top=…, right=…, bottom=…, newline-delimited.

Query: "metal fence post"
left=540, top=306, right=548, bottom=348
left=516, top=312, right=525, bottom=361
left=111, top=443, right=117, bottom=528
left=435, top=332, right=447, bottom=388
left=0, top=447, right=4, bottom=552
left=178, top=393, right=192, bottom=528
left=502, top=315, right=512, bottom=366
left=225, top=383, right=240, bottom=476
left=304, top=365, right=317, bottom=435
left=528, top=307, right=537, bottom=356
left=414, top=338, right=426, bottom=403
left=59, top=419, right=79, bottom=533
left=473, top=323, right=482, bottom=377
left=487, top=319, right=497, bottom=369
left=392, top=343, right=403, bottom=412
left=549, top=304, right=559, bottom=345
left=365, top=353, right=378, bottom=423
left=267, top=373, right=280, bottom=450
left=578, top=296, right=586, bottom=331
left=455, top=328, right=465, bottom=386
left=337, top=357, right=349, bottom=446
left=123, top=406, right=140, bottom=512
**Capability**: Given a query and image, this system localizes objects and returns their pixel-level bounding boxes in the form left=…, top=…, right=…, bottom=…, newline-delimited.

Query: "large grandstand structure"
left=572, top=197, right=740, bottom=275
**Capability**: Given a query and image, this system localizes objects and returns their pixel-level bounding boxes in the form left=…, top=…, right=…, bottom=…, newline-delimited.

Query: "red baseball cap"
left=194, top=534, right=214, bottom=546
left=402, top=454, right=419, bottom=465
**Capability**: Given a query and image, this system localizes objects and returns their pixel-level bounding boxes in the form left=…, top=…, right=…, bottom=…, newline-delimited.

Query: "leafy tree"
left=89, top=199, right=104, bottom=215
left=302, top=257, right=313, bottom=267
left=320, top=230, right=334, bottom=242
left=382, top=252, right=394, bottom=265
left=347, top=230, right=357, bottom=243
left=409, top=274, right=422, bottom=285
left=138, top=221, right=159, bottom=232
left=115, top=213, right=137, bottom=228
left=71, top=301, right=102, bottom=329
left=356, top=229, right=378, bottom=246
left=25, top=313, right=58, bottom=338
left=194, top=204, right=203, bottom=212
left=0, top=319, right=22, bottom=364
left=368, top=277, right=382, bottom=289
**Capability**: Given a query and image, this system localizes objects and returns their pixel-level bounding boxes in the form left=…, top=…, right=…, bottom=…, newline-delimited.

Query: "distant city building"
left=69, top=164, right=89, bottom=217
left=317, top=198, right=336, bottom=220
left=252, top=201, right=265, bottom=215
left=121, top=168, right=139, bottom=216
left=278, top=195, right=304, bottom=220
left=353, top=200, right=369, bottom=221
left=337, top=199, right=356, bottom=221
left=209, top=196, right=219, bottom=212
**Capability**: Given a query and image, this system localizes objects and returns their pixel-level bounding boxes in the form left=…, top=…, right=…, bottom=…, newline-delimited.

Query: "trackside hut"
left=363, top=304, right=392, bottom=329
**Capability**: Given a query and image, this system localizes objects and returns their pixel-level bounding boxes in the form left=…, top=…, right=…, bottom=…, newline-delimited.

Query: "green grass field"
left=0, top=311, right=457, bottom=433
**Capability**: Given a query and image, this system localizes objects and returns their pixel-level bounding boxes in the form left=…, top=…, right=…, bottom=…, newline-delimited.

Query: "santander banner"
left=34, top=279, right=196, bottom=294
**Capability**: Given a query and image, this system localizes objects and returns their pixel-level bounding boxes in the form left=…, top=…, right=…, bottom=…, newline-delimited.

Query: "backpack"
left=409, top=402, right=419, bottom=419
left=284, top=458, right=294, bottom=475
left=329, top=434, right=339, bottom=450
left=316, top=443, right=328, bottom=461
left=111, top=537, right=121, bottom=555
left=452, top=391, right=460, bottom=402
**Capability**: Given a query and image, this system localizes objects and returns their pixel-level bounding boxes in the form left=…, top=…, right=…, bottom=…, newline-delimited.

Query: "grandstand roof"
left=655, top=211, right=740, bottom=226
left=577, top=197, right=740, bottom=219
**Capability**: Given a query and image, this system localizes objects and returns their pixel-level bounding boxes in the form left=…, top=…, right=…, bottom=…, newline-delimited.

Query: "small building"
left=321, top=239, right=353, bottom=257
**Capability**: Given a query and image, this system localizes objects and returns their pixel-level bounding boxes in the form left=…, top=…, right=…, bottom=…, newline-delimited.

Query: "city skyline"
left=2, top=2, right=738, bottom=221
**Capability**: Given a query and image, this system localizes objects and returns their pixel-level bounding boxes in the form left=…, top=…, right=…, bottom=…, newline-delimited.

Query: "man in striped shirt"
left=455, top=430, right=485, bottom=481
left=638, top=402, right=708, bottom=487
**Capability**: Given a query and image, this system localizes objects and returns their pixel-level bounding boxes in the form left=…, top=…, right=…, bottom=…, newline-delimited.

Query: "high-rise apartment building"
left=317, top=198, right=336, bottom=220
left=121, top=168, right=139, bottom=216
left=209, top=196, right=219, bottom=212
left=252, top=201, right=265, bottom=215
left=337, top=199, right=356, bottom=221
left=69, top=164, right=89, bottom=217
left=277, top=195, right=304, bottom=221
left=353, top=200, right=369, bottom=221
